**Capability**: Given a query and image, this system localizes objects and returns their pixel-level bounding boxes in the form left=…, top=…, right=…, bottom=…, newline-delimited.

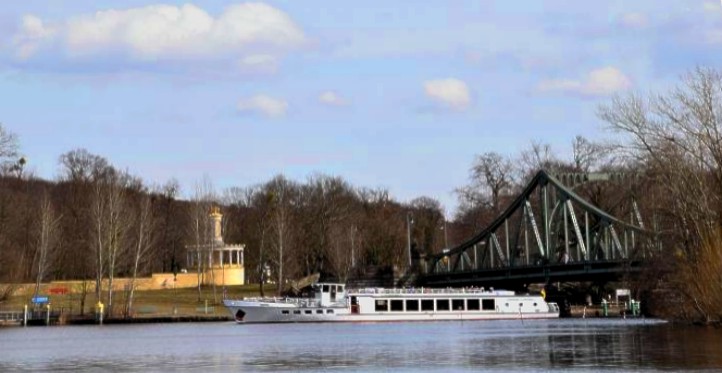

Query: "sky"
left=1, top=1, right=721, bottom=214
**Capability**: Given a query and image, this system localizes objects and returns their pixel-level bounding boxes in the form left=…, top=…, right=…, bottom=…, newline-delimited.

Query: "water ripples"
left=2, top=319, right=719, bottom=372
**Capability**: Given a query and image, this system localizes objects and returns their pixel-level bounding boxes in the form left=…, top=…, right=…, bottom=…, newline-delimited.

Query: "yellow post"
left=96, top=302, right=104, bottom=325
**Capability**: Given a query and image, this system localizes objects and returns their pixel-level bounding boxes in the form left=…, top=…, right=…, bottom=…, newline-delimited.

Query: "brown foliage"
left=674, top=228, right=722, bottom=323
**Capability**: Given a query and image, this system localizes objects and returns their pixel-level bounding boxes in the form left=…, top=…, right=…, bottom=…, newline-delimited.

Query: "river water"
left=1, top=318, right=720, bottom=372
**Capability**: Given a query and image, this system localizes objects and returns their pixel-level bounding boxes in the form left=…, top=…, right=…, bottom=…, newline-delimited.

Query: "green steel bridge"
left=417, top=170, right=659, bottom=288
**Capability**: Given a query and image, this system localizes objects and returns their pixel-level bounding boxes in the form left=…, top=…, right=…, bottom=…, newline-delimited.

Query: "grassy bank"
left=0, top=284, right=266, bottom=321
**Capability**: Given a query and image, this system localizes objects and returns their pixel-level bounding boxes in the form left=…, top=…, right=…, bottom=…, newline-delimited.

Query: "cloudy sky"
left=1, top=1, right=720, bottom=212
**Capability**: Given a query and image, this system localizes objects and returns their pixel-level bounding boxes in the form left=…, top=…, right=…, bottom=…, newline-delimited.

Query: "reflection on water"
left=1, top=319, right=720, bottom=372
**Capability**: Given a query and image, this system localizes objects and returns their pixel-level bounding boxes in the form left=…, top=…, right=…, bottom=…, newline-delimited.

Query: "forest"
left=1, top=68, right=721, bottom=323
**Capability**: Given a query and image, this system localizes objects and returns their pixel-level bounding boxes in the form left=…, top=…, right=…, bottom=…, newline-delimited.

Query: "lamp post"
left=406, top=213, right=414, bottom=268
left=350, top=225, right=357, bottom=268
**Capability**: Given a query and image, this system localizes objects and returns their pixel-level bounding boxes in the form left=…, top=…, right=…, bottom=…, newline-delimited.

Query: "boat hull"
left=223, top=301, right=558, bottom=324
left=224, top=284, right=560, bottom=324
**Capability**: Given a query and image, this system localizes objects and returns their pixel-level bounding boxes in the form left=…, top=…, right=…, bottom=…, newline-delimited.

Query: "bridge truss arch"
left=420, top=170, right=660, bottom=286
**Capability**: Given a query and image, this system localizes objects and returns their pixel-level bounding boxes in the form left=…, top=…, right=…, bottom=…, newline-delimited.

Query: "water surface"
left=1, top=318, right=720, bottom=372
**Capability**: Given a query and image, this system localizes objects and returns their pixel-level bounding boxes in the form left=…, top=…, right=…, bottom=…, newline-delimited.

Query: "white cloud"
left=703, top=1, right=720, bottom=12
left=12, top=15, right=57, bottom=60
left=620, top=13, right=649, bottom=28
left=237, top=94, right=288, bottom=118
left=238, top=54, right=278, bottom=73
left=318, top=91, right=347, bottom=106
left=537, top=67, right=632, bottom=97
left=12, top=3, right=306, bottom=64
left=423, top=78, right=471, bottom=110
left=707, top=29, right=722, bottom=44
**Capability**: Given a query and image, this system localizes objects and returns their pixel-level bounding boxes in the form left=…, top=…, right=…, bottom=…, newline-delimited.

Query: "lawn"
left=0, top=284, right=274, bottom=319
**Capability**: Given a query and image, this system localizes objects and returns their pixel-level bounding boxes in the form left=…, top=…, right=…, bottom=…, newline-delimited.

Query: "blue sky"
left=1, top=1, right=720, bottom=213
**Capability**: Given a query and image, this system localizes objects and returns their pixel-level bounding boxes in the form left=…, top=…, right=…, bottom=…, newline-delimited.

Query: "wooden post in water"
left=23, top=304, right=27, bottom=327
left=45, top=304, right=50, bottom=326
left=519, top=305, right=524, bottom=325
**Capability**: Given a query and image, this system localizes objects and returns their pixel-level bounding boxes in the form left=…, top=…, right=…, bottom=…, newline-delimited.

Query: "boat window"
left=282, top=310, right=290, bottom=314
left=421, top=299, right=434, bottom=311
left=390, top=300, right=404, bottom=312
left=467, top=299, right=480, bottom=311
left=326, top=309, right=334, bottom=314
left=533, top=303, right=537, bottom=307
left=339, top=285, right=344, bottom=292
left=519, top=303, right=523, bottom=307
left=305, top=310, right=312, bottom=314
left=323, top=285, right=330, bottom=293
left=406, top=299, right=420, bottom=312
left=375, top=299, right=388, bottom=312
left=316, top=310, right=324, bottom=314
left=452, top=299, right=465, bottom=311
left=293, top=310, right=301, bottom=314
left=436, top=299, right=450, bottom=311
left=482, top=299, right=495, bottom=310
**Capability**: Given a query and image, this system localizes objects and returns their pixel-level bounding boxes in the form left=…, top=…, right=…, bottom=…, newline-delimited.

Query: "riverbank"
left=0, top=284, right=264, bottom=325
left=1, top=284, right=653, bottom=326
left=569, top=304, right=636, bottom=318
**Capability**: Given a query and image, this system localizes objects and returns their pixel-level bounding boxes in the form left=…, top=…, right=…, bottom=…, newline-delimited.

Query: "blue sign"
left=31, top=296, right=49, bottom=304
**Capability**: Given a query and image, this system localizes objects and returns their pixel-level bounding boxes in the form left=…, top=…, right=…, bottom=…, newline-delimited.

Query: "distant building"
left=186, top=207, right=245, bottom=286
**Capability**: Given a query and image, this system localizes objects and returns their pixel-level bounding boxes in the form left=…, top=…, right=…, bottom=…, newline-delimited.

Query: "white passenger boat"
left=223, top=283, right=559, bottom=323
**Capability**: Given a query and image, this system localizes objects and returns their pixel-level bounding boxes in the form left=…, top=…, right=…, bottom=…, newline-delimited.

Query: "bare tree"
left=571, top=135, right=611, bottom=172
left=472, top=152, right=514, bottom=213
left=32, top=190, right=62, bottom=298
left=59, top=148, right=111, bottom=183
left=156, top=179, right=180, bottom=274
left=266, top=175, right=297, bottom=294
left=408, top=196, right=444, bottom=255
left=189, top=176, right=216, bottom=302
left=90, top=169, right=132, bottom=316
left=303, top=175, right=356, bottom=281
left=0, top=124, right=17, bottom=159
left=126, top=194, right=157, bottom=316
left=0, top=124, right=18, bottom=284
left=224, top=185, right=271, bottom=295
left=0, top=124, right=19, bottom=176
left=517, top=141, right=569, bottom=182
left=598, top=67, right=722, bottom=322
left=456, top=151, right=514, bottom=224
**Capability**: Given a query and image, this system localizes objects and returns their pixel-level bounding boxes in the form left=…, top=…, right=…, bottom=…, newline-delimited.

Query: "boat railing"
left=243, top=297, right=319, bottom=306
left=241, top=297, right=346, bottom=308
left=347, top=287, right=515, bottom=296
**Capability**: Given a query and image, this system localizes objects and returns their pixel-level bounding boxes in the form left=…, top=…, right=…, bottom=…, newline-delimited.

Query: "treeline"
left=0, top=146, right=458, bottom=300
left=0, top=131, right=624, bottom=304
left=1, top=68, right=721, bottom=322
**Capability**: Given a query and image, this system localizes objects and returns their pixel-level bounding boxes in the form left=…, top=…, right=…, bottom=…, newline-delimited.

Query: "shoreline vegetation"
left=0, top=283, right=661, bottom=326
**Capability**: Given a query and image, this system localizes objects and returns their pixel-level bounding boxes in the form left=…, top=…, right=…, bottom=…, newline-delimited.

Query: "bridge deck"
left=419, top=259, right=642, bottom=287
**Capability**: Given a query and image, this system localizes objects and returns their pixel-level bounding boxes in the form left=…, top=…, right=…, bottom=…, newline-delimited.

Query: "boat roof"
left=347, top=287, right=516, bottom=296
